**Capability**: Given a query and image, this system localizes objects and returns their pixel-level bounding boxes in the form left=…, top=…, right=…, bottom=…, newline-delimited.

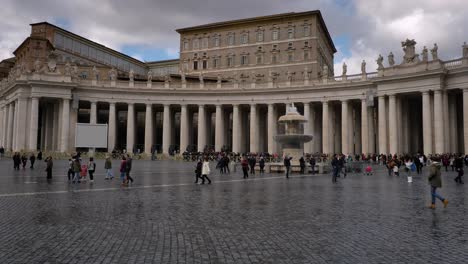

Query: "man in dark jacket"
left=249, top=156, right=256, bottom=175
left=126, top=155, right=134, bottom=184
left=284, top=155, right=292, bottom=178
left=454, top=155, right=464, bottom=184
left=331, top=154, right=340, bottom=183
left=299, top=157, right=306, bottom=174
left=428, top=157, right=448, bottom=209
left=309, top=156, right=316, bottom=175
left=195, top=159, right=203, bottom=183
left=29, top=153, right=36, bottom=169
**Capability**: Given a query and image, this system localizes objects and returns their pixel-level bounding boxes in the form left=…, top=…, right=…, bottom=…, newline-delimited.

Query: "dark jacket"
left=299, top=157, right=305, bottom=167
left=126, top=158, right=132, bottom=171
left=284, top=157, right=292, bottom=167
left=428, top=162, right=442, bottom=188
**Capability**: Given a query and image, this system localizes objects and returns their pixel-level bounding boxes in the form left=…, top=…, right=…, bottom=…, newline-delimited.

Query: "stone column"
left=378, top=96, right=387, bottom=154
left=422, top=91, right=433, bottom=155
left=443, top=91, right=449, bottom=153
left=1, top=105, right=7, bottom=148
left=215, top=104, right=224, bottom=152
left=463, top=89, right=468, bottom=154
left=126, top=103, right=135, bottom=153
left=267, top=103, right=277, bottom=154
left=368, top=106, right=375, bottom=154
left=388, top=94, right=398, bottom=154
left=7, top=103, right=14, bottom=150
left=29, top=97, right=40, bottom=151
left=433, top=90, right=444, bottom=154
left=232, top=104, right=241, bottom=153
left=162, top=104, right=171, bottom=154
left=108, top=103, right=116, bottom=152
left=12, top=101, right=18, bottom=151
left=144, top=104, right=153, bottom=154
left=60, top=98, right=70, bottom=152
left=0, top=106, right=3, bottom=147
left=361, top=99, right=369, bottom=154
left=341, top=100, right=349, bottom=155
left=322, top=101, right=330, bottom=154
left=180, top=104, right=189, bottom=153
left=90, top=101, right=97, bottom=124
left=249, top=104, right=258, bottom=153
left=303, top=102, right=311, bottom=154
left=15, top=99, right=28, bottom=151
left=197, top=105, right=206, bottom=152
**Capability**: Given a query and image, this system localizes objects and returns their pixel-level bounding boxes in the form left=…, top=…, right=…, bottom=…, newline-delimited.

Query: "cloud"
left=0, top=0, right=467, bottom=75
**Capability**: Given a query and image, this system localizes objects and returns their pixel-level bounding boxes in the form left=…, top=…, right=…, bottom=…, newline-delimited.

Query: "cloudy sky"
left=1, top=0, right=467, bottom=74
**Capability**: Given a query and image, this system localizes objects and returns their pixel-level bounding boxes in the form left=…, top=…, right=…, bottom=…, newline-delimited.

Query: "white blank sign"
left=75, top=123, right=108, bottom=148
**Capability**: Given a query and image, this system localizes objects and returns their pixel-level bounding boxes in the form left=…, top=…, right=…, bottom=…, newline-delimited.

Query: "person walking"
left=67, top=158, right=73, bottom=182
left=125, top=155, right=134, bottom=185
left=104, top=156, right=113, bottom=180
left=88, top=157, right=96, bottom=183
left=428, top=156, right=449, bottom=209
left=454, top=154, right=464, bottom=184
left=241, top=157, right=249, bottom=179
left=13, top=152, right=21, bottom=170
left=194, top=159, right=203, bottom=184
left=201, top=157, right=212, bottom=184
left=284, top=155, right=292, bottom=179
left=404, top=157, right=414, bottom=183
left=309, top=156, right=316, bottom=175
left=299, top=156, right=306, bottom=174
left=0, top=146, right=4, bottom=159
left=29, top=153, right=36, bottom=169
left=331, top=154, right=340, bottom=183
left=37, top=151, right=43, bottom=161
left=259, top=156, right=265, bottom=174
left=80, top=161, right=88, bottom=182
left=249, top=156, right=256, bottom=175
left=120, top=156, right=127, bottom=186
left=72, top=157, right=81, bottom=183
left=45, top=156, right=53, bottom=180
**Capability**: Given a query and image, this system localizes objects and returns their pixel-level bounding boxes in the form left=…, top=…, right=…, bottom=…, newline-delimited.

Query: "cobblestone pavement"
left=0, top=158, right=466, bottom=264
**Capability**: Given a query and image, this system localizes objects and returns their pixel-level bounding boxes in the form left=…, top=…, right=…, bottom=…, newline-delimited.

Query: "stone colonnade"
left=1, top=88, right=467, bottom=155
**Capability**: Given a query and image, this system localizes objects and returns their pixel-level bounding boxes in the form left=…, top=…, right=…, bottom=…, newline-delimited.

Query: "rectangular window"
left=256, top=32, right=264, bottom=42
left=81, top=44, right=89, bottom=57
left=227, top=57, right=234, bottom=67
left=193, top=39, right=199, bottom=49
left=272, top=30, right=279, bottom=41
left=202, top=38, right=209, bottom=49
left=241, top=55, right=248, bottom=66
left=304, top=51, right=309, bottom=60
left=288, top=53, right=294, bottom=62
left=272, top=54, right=277, bottom=64
left=64, top=37, right=72, bottom=50
left=73, top=40, right=80, bottom=53
left=80, top=71, right=88, bottom=79
left=288, top=29, right=294, bottom=39
left=241, top=34, right=248, bottom=44
left=202, top=60, right=207, bottom=69
left=54, top=33, right=64, bottom=48
left=228, top=35, right=235, bottom=46
left=256, top=55, right=263, bottom=64
left=214, top=37, right=220, bottom=47
left=304, top=26, right=310, bottom=37
left=89, top=47, right=96, bottom=59
left=183, top=41, right=189, bottom=50
left=213, top=57, right=219, bottom=68
left=193, top=61, right=198, bottom=70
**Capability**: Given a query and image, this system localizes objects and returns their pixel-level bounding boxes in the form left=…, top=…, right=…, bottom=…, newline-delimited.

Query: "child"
left=80, top=162, right=88, bottom=182
left=365, top=165, right=373, bottom=176
left=393, top=164, right=399, bottom=177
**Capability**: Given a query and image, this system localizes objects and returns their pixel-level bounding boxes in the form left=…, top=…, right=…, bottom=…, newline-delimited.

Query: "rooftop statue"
left=361, top=60, right=366, bottom=74
left=421, top=46, right=429, bottom=62
left=431, top=43, right=438, bottom=60
left=388, top=52, right=395, bottom=66
left=376, top=54, right=384, bottom=70
left=401, top=39, right=420, bottom=64
left=342, top=62, right=347, bottom=76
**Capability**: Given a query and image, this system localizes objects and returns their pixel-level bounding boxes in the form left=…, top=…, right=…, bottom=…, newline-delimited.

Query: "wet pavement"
left=0, top=158, right=466, bottom=263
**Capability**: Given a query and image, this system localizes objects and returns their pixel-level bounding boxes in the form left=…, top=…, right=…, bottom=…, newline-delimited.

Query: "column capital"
left=378, top=95, right=386, bottom=98
left=127, top=102, right=135, bottom=106
left=109, top=102, right=116, bottom=106
left=341, top=99, right=349, bottom=104
left=434, top=89, right=442, bottom=95
left=145, top=103, right=153, bottom=107
left=388, top=94, right=396, bottom=99
left=198, top=104, right=205, bottom=108
left=90, top=100, right=98, bottom=104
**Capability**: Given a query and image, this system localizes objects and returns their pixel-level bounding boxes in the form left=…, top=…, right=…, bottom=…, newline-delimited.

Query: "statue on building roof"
left=164, top=73, right=171, bottom=83
left=34, top=60, right=43, bottom=73
left=286, top=71, right=295, bottom=82
left=376, top=54, right=384, bottom=70
left=388, top=52, right=395, bottom=66
left=217, top=74, right=222, bottom=84
left=64, top=62, right=72, bottom=76
left=129, top=69, right=134, bottom=82
left=109, top=68, right=117, bottom=81
left=421, top=46, right=428, bottom=62
left=91, top=66, right=99, bottom=80
left=342, top=63, right=347, bottom=76
left=322, top=65, right=329, bottom=79
left=198, top=72, right=204, bottom=84
left=147, top=70, right=153, bottom=82
left=401, top=39, right=420, bottom=64
left=430, top=43, right=438, bottom=60
left=463, top=42, right=468, bottom=58
left=361, top=60, right=366, bottom=74
left=303, top=67, right=311, bottom=80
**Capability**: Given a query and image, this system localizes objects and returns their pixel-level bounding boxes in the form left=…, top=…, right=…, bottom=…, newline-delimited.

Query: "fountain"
left=274, top=103, right=313, bottom=166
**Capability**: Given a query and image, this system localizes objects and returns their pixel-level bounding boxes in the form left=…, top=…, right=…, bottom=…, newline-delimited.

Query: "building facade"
left=0, top=11, right=468, bottom=156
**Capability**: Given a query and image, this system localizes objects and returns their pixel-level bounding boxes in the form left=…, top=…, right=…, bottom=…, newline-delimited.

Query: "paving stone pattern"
left=0, top=159, right=466, bottom=263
